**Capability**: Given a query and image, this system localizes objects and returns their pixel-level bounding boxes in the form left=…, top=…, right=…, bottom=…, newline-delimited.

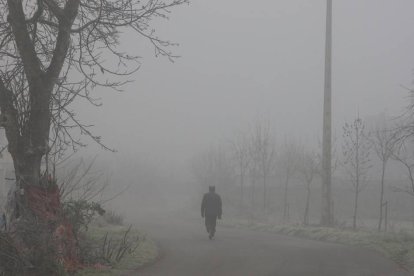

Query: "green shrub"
left=63, top=200, right=105, bottom=241
left=100, top=225, right=143, bottom=264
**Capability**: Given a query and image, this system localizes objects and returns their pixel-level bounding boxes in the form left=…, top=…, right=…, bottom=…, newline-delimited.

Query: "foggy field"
left=2, top=0, right=414, bottom=275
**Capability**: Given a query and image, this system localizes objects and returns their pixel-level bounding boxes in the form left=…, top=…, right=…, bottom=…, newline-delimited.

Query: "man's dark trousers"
left=205, top=215, right=217, bottom=235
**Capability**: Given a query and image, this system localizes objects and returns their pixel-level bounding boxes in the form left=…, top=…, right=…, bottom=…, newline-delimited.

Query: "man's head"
left=209, top=186, right=215, bottom=192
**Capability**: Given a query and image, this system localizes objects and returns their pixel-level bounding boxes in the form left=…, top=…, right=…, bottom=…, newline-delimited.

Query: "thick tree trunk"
left=14, top=153, right=43, bottom=185
left=5, top=153, right=42, bottom=224
left=6, top=87, right=50, bottom=222
left=1, top=1, right=83, bottom=274
left=5, top=143, right=46, bottom=228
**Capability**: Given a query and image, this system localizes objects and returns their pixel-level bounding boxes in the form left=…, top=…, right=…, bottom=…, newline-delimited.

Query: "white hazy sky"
left=78, top=0, right=414, bottom=165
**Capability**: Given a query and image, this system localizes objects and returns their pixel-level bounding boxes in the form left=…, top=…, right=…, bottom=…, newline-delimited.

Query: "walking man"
left=201, top=186, right=222, bottom=239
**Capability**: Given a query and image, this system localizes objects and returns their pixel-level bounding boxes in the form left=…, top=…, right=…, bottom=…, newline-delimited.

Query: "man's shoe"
left=209, top=233, right=213, bottom=240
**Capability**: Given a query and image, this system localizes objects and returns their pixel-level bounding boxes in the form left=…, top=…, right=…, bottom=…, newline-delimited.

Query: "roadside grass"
left=222, top=219, right=414, bottom=271
left=75, top=224, right=158, bottom=275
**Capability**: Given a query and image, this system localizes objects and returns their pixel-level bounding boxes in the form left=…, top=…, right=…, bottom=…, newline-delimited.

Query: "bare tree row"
left=192, top=104, right=414, bottom=231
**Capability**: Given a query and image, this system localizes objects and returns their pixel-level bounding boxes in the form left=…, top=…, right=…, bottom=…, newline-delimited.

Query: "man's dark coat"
left=201, top=191, right=222, bottom=218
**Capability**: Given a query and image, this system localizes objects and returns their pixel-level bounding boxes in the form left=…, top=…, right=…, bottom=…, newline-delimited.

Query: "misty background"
left=31, top=1, right=414, bottom=226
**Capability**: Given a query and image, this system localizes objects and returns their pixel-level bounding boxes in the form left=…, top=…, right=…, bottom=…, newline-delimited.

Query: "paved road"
left=131, top=214, right=410, bottom=276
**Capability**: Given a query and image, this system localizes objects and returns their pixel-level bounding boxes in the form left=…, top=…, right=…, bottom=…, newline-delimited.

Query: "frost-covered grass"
left=75, top=225, right=158, bottom=276
left=223, top=219, right=414, bottom=271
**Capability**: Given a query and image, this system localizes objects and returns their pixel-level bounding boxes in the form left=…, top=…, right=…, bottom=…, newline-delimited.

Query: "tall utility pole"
left=321, top=0, right=334, bottom=226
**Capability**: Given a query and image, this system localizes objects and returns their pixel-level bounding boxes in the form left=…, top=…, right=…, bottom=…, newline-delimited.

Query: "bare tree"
left=0, top=0, right=186, bottom=191
left=385, top=90, right=414, bottom=223
left=0, top=0, right=186, bottom=271
left=191, top=145, right=235, bottom=200
left=389, top=136, right=414, bottom=224
left=247, top=149, right=258, bottom=217
left=391, top=140, right=414, bottom=197
left=342, top=117, right=371, bottom=230
left=249, top=121, right=275, bottom=213
left=0, top=1, right=186, bottom=202
left=230, top=131, right=251, bottom=213
left=278, top=139, right=300, bottom=222
left=298, top=148, right=319, bottom=226
left=396, top=89, right=414, bottom=141
left=370, top=123, right=398, bottom=231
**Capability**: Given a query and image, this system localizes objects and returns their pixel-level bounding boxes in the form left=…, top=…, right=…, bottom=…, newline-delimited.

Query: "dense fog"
left=59, top=0, right=414, bottom=230
left=0, top=0, right=413, bottom=228
left=1, top=1, right=414, bottom=274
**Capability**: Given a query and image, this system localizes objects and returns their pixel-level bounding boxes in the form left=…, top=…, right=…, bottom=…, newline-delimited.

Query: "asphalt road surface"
left=131, top=213, right=410, bottom=276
